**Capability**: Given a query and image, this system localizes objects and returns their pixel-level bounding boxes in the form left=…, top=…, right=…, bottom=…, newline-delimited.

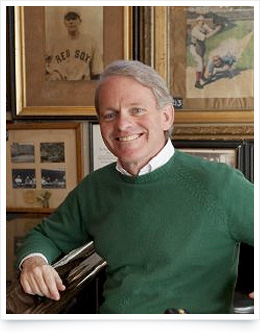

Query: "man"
left=207, top=54, right=237, bottom=79
left=17, top=60, right=254, bottom=314
left=45, top=8, right=103, bottom=81
left=190, top=15, right=222, bottom=89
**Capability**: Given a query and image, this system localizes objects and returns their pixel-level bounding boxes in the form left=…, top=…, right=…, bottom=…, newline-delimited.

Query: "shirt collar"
left=116, top=138, right=175, bottom=176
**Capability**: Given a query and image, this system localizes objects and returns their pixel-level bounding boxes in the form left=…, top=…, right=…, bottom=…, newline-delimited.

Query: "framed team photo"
left=141, top=6, right=254, bottom=124
left=173, top=140, right=245, bottom=171
left=13, top=6, right=133, bottom=117
left=6, top=122, right=83, bottom=212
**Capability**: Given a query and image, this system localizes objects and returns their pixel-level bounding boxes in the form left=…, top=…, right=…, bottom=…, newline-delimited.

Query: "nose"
left=115, top=112, right=133, bottom=131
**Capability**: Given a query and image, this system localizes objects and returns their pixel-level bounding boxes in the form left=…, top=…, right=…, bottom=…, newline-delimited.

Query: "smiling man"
left=17, top=60, right=253, bottom=314
left=97, top=75, right=173, bottom=176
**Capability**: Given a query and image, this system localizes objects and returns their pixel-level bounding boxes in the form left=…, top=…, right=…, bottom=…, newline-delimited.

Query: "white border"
left=1, top=1, right=259, bottom=333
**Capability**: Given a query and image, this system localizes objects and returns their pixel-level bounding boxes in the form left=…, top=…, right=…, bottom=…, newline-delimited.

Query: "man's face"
left=64, top=13, right=81, bottom=33
left=98, top=76, right=174, bottom=174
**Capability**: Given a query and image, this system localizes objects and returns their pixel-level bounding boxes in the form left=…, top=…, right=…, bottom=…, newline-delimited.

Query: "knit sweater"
left=17, top=151, right=254, bottom=314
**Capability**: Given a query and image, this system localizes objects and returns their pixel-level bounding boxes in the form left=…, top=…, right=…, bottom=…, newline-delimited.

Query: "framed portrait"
left=6, top=122, right=83, bottom=212
left=141, top=6, right=254, bottom=124
left=173, top=140, right=245, bottom=171
left=13, top=6, right=133, bottom=117
left=89, top=122, right=116, bottom=172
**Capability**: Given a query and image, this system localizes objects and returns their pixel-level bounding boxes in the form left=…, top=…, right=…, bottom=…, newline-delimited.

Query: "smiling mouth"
left=116, top=134, right=142, bottom=142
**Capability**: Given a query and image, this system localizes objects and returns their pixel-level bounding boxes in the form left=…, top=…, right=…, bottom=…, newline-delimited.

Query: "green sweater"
left=17, top=151, right=254, bottom=314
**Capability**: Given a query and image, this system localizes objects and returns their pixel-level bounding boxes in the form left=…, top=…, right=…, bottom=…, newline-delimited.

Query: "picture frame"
left=6, top=7, right=15, bottom=121
left=89, top=121, right=116, bottom=172
left=6, top=122, right=83, bottom=213
left=173, top=140, right=245, bottom=171
left=13, top=6, right=133, bottom=117
left=244, top=140, right=254, bottom=183
left=172, top=124, right=254, bottom=141
left=141, top=6, right=254, bottom=124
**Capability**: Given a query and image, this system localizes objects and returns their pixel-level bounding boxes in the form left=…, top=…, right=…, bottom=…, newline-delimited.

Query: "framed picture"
left=173, top=140, right=244, bottom=171
left=141, top=6, right=254, bottom=124
left=6, top=122, right=83, bottom=212
left=89, top=122, right=116, bottom=172
left=13, top=6, right=133, bottom=117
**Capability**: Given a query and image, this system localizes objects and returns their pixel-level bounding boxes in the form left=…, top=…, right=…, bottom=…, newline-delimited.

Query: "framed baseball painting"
left=12, top=6, right=133, bottom=117
left=143, top=6, right=254, bottom=124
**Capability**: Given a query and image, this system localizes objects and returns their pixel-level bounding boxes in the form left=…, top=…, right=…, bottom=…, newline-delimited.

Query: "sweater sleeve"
left=16, top=185, right=91, bottom=268
left=222, top=167, right=254, bottom=246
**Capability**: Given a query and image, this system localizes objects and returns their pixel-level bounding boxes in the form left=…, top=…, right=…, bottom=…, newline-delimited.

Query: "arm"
left=224, top=168, right=254, bottom=298
left=16, top=179, right=92, bottom=298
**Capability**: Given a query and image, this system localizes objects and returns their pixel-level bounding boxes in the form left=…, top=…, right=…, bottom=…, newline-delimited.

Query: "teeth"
left=118, top=134, right=140, bottom=142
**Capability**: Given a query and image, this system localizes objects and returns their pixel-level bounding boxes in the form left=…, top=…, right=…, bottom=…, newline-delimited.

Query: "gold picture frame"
left=14, top=6, right=133, bottom=117
left=6, top=122, right=83, bottom=213
left=149, top=6, right=254, bottom=124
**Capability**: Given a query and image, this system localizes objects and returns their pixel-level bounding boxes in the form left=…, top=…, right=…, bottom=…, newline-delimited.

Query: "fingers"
left=249, top=292, right=254, bottom=299
left=20, top=265, right=65, bottom=301
left=54, top=270, right=66, bottom=292
left=42, top=268, right=65, bottom=301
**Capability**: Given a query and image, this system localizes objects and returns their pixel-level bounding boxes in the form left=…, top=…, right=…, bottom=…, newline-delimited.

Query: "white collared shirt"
left=116, top=138, right=175, bottom=176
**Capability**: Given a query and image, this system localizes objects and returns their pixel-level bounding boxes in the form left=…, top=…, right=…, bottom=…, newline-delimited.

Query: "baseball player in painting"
left=46, top=9, right=103, bottom=81
left=207, top=54, right=237, bottom=79
left=190, top=15, right=222, bottom=89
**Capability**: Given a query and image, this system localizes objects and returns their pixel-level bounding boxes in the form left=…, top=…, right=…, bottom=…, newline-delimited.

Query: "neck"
left=69, top=31, right=80, bottom=39
left=119, top=139, right=168, bottom=176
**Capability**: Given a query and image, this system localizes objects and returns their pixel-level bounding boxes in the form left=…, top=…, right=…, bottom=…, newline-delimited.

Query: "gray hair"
left=95, top=60, right=174, bottom=138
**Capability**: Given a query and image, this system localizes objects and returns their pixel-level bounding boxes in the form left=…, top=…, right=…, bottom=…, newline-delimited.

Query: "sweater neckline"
left=112, top=151, right=179, bottom=184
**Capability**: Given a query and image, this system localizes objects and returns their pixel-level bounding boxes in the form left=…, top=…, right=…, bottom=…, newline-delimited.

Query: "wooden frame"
left=141, top=6, right=254, bottom=124
left=89, top=121, right=116, bottom=172
left=172, top=124, right=254, bottom=141
left=6, top=122, right=83, bottom=213
left=13, top=6, right=133, bottom=117
left=6, top=7, right=15, bottom=121
left=244, top=140, right=254, bottom=183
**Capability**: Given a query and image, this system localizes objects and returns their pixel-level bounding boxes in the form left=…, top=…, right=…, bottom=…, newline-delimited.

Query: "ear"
left=160, top=104, right=174, bottom=131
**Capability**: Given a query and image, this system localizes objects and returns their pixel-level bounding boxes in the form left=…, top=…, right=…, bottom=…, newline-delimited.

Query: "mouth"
left=116, top=134, right=142, bottom=142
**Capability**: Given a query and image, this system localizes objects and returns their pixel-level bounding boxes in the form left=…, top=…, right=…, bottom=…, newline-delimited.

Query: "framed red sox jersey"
left=13, top=6, right=133, bottom=117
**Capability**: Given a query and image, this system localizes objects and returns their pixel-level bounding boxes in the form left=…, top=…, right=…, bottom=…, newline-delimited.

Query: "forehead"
left=99, top=76, right=155, bottom=100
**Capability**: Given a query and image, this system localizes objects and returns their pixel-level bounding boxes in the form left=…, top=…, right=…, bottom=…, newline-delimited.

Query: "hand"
left=20, top=256, right=66, bottom=301
left=249, top=292, right=254, bottom=299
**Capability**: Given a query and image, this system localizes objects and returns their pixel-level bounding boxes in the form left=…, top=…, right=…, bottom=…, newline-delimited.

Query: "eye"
left=132, top=107, right=144, bottom=115
left=101, top=111, right=117, bottom=121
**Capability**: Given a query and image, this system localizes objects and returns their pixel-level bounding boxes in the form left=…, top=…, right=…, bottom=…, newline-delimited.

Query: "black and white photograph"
left=40, top=142, right=65, bottom=163
left=45, top=6, right=104, bottom=81
left=41, top=169, right=66, bottom=189
left=10, top=143, right=35, bottom=163
left=180, top=148, right=236, bottom=167
left=12, top=169, right=36, bottom=189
